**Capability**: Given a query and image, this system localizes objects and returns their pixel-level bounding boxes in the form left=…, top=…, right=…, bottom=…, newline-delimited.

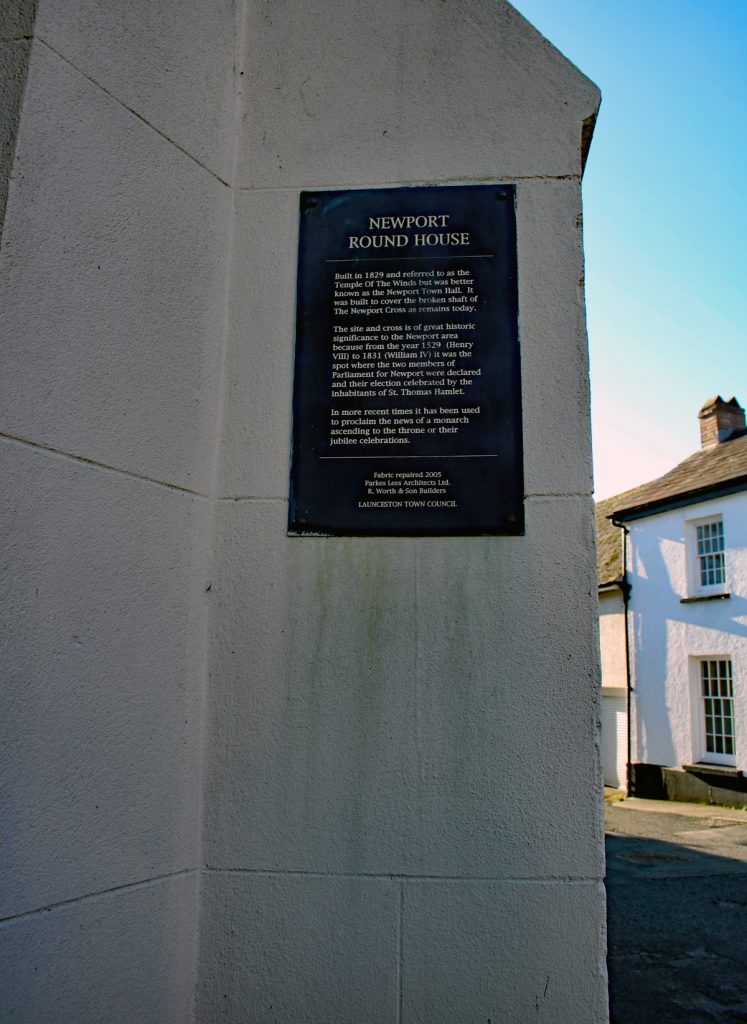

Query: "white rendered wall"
left=599, top=589, right=627, bottom=689
left=599, top=588, right=628, bottom=787
left=199, top=2, right=608, bottom=1022
left=626, top=491, right=747, bottom=773
left=0, top=1, right=236, bottom=1019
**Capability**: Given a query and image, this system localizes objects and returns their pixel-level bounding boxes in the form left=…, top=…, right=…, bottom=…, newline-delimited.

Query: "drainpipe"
left=613, top=519, right=633, bottom=797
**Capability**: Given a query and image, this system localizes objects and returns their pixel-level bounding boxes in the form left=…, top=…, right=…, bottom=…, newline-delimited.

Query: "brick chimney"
left=698, top=395, right=746, bottom=448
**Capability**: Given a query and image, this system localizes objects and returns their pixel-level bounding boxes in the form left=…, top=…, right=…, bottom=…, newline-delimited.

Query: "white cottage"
left=597, top=396, right=747, bottom=805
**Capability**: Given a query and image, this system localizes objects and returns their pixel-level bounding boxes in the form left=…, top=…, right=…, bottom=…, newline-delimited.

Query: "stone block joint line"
left=36, top=36, right=231, bottom=187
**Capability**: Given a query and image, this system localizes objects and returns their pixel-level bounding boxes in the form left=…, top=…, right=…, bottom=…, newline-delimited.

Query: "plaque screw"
left=496, top=190, right=508, bottom=201
left=304, top=197, right=320, bottom=211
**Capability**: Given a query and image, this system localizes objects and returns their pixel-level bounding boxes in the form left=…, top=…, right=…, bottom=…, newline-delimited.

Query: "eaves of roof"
left=594, top=430, right=747, bottom=586
left=611, top=473, right=747, bottom=523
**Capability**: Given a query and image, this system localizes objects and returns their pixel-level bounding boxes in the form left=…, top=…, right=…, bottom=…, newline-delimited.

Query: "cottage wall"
left=627, top=491, right=747, bottom=774
left=599, top=587, right=627, bottom=787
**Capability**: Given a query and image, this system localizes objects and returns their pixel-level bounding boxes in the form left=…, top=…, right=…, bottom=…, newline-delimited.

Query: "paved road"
left=605, top=798, right=747, bottom=1023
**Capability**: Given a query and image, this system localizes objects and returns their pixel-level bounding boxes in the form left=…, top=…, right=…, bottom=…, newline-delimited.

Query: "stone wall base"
left=631, top=763, right=747, bottom=807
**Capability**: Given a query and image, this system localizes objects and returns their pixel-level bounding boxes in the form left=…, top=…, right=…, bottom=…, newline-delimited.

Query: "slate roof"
left=596, top=429, right=747, bottom=587
left=595, top=487, right=638, bottom=587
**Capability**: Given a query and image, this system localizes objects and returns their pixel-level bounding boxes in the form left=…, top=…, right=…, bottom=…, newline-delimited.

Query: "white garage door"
left=601, top=691, right=627, bottom=789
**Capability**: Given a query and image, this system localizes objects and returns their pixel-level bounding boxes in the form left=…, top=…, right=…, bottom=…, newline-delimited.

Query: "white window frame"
left=690, top=656, right=737, bottom=767
left=686, top=514, right=727, bottom=597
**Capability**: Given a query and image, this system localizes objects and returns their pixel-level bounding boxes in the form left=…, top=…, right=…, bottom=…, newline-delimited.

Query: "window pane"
left=701, top=659, right=735, bottom=758
left=696, top=521, right=725, bottom=587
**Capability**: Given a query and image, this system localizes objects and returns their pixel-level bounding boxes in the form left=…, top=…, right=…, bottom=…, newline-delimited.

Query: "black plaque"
left=289, top=184, right=523, bottom=536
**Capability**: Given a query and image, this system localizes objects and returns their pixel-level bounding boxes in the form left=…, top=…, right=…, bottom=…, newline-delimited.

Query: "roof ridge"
left=597, top=431, right=747, bottom=515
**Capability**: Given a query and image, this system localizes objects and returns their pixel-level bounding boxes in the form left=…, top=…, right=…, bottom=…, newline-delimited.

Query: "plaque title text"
left=348, top=213, right=469, bottom=250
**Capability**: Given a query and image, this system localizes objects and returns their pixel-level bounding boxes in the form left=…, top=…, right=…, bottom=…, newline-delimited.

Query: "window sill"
left=680, top=592, right=730, bottom=604
left=683, top=763, right=741, bottom=778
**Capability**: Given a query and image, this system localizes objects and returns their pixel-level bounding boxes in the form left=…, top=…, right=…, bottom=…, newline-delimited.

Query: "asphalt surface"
left=605, top=797, right=747, bottom=1024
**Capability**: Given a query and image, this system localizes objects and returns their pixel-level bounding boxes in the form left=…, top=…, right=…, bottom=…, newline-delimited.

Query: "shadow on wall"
left=630, top=531, right=678, bottom=767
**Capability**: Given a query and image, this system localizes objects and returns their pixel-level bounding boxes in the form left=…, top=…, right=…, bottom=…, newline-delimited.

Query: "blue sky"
left=513, top=1, right=747, bottom=499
